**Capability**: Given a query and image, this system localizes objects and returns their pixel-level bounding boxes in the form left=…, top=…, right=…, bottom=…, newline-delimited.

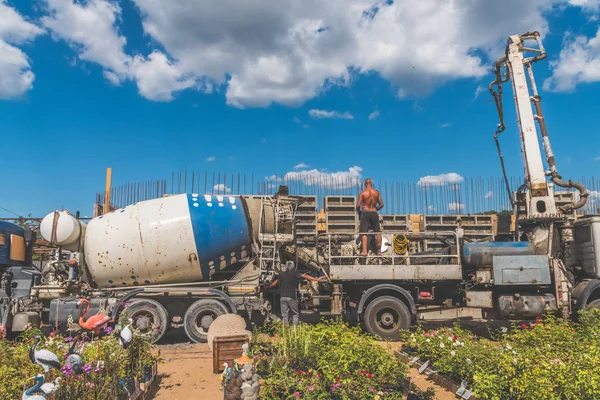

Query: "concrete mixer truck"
left=1, top=31, right=600, bottom=344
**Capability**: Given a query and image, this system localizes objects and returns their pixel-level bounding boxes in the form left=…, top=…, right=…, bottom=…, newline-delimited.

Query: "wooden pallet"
left=213, top=335, right=250, bottom=373
left=129, top=362, right=159, bottom=400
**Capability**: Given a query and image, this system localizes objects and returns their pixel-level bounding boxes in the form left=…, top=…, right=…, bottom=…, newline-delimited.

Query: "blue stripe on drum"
left=187, top=194, right=252, bottom=280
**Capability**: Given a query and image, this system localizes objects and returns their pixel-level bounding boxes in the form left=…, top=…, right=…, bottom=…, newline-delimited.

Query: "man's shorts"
left=359, top=211, right=380, bottom=233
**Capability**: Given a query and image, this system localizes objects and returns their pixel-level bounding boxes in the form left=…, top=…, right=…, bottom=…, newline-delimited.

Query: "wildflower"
left=451, top=351, right=456, bottom=357
left=294, top=392, right=301, bottom=398
left=61, top=365, right=74, bottom=376
left=412, top=338, right=417, bottom=342
left=82, top=364, right=93, bottom=374
left=466, top=358, right=472, bottom=364
left=514, top=358, right=518, bottom=364
left=553, top=359, right=561, bottom=364
left=367, top=373, right=373, bottom=378
left=453, top=335, right=458, bottom=341
left=308, top=386, right=314, bottom=392
left=440, top=343, right=445, bottom=348
left=468, top=335, right=473, bottom=339
left=448, top=336, right=453, bottom=341
left=104, top=326, right=113, bottom=335
left=65, top=336, right=73, bottom=343
left=49, top=331, right=56, bottom=337
left=521, top=323, right=527, bottom=329
left=506, top=344, right=512, bottom=350
left=369, top=387, right=374, bottom=392
left=375, top=396, right=381, bottom=400
left=424, top=332, right=430, bottom=337
left=361, top=370, right=366, bottom=375
left=452, top=341, right=458, bottom=347
left=433, top=330, right=438, bottom=336
left=426, top=339, right=430, bottom=343
left=460, top=341, right=465, bottom=347
left=473, top=375, right=477, bottom=381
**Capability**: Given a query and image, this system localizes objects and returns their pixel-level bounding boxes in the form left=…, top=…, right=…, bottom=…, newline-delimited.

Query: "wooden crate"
left=212, top=335, right=250, bottom=373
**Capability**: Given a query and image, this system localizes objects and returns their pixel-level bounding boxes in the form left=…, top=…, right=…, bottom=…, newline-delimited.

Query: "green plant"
left=0, top=325, right=161, bottom=399
left=403, top=313, right=600, bottom=400
left=253, top=320, right=432, bottom=399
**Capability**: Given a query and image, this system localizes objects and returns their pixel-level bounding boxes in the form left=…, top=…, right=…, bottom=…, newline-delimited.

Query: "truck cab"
left=0, top=221, right=40, bottom=332
left=572, top=216, right=600, bottom=279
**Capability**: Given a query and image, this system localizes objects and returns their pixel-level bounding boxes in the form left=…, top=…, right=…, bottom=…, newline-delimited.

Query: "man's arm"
left=377, top=191, right=384, bottom=211
left=300, top=273, right=327, bottom=282
left=356, top=191, right=363, bottom=211
left=267, top=279, right=279, bottom=289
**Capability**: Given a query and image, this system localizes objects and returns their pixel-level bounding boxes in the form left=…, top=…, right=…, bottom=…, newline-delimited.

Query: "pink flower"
left=294, top=392, right=301, bottom=398
left=424, top=332, right=430, bottom=337
left=369, top=387, right=374, bottom=392
left=433, top=330, right=438, bottom=336
left=308, top=386, right=314, bottom=392
left=49, top=331, right=56, bottom=337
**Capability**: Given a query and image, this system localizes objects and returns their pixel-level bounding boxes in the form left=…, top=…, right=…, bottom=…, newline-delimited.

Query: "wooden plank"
left=104, top=167, right=112, bottom=214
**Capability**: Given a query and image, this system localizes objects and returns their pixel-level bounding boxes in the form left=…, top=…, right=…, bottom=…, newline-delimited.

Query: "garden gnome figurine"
left=239, top=362, right=260, bottom=400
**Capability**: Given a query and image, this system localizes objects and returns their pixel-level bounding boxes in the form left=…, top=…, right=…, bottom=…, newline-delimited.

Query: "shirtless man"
left=356, top=178, right=384, bottom=256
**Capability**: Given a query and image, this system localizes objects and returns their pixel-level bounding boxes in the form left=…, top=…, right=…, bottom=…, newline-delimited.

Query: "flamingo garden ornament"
left=22, top=374, right=46, bottom=400
left=119, top=318, right=133, bottom=349
left=28, top=336, right=61, bottom=373
left=77, top=298, right=112, bottom=334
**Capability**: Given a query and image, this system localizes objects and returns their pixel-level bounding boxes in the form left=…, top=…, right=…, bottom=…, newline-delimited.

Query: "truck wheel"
left=183, top=299, right=229, bottom=343
left=363, top=296, right=411, bottom=341
left=122, top=299, right=168, bottom=344
left=586, top=299, right=600, bottom=309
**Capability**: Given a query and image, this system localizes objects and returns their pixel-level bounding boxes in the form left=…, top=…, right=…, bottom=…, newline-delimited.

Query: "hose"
left=393, top=234, right=409, bottom=255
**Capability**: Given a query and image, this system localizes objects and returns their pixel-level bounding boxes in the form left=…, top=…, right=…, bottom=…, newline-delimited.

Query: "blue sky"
left=1, top=0, right=599, bottom=218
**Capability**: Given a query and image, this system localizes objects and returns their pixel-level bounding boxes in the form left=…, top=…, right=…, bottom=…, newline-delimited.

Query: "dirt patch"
left=150, top=329, right=224, bottom=400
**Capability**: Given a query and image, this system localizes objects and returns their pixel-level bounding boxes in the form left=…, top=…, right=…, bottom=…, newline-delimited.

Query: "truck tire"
left=122, top=299, right=169, bottom=344
left=184, top=299, right=229, bottom=343
left=586, top=299, right=600, bottom=309
left=363, top=296, right=411, bottom=341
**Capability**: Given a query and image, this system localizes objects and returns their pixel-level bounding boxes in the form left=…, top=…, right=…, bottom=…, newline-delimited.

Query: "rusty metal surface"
left=329, top=264, right=462, bottom=281
left=492, top=255, right=551, bottom=285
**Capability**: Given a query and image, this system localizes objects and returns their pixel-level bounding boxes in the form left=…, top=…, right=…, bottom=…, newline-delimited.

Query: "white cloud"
left=484, top=191, right=494, bottom=199
left=32, top=0, right=560, bottom=106
left=418, top=173, right=464, bottom=187
left=269, top=166, right=363, bottom=189
left=206, top=156, right=216, bottom=162
left=448, top=202, right=465, bottom=212
left=0, top=1, right=44, bottom=99
left=440, top=122, right=452, bottom=128
left=213, top=183, right=231, bottom=193
left=544, top=28, right=600, bottom=92
left=42, top=0, right=130, bottom=82
left=368, top=110, right=380, bottom=120
left=308, top=109, right=354, bottom=119
left=473, top=85, right=487, bottom=100
left=293, top=163, right=309, bottom=170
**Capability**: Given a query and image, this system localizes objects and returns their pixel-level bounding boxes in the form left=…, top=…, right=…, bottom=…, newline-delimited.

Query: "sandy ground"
left=149, top=328, right=458, bottom=400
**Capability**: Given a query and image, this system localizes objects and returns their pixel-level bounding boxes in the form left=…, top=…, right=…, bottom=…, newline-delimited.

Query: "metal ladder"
left=257, top=195, right=298, bottom=272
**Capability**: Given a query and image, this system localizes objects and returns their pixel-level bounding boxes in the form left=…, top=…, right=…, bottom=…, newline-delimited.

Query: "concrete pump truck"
left=0, top=31, right=598, bottom=344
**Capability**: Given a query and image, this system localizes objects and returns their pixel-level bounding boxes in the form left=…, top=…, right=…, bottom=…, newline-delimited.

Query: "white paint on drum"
left=84, top=194, right=201, bottom=287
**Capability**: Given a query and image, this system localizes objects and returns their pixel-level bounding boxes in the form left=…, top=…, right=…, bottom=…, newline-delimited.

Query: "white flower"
left=547, top=344, right=551, bottom=348
left=513, top=358, right=518, bottom=364
left=412, top=338, right=417, bottom=342
left=506, top=344, right=512, bottom=350
left=466, top=358, right=472, bottom=364
left=426, top=338, right=431, bottom=342
left=512, top=350, right=517, bottom=355
left=450, top=351, right=456, bottom=356
left=448, top=336, right=453, bottom=341
left=453, top=341, right=458, bottom=346
left=440, top=343, right=445, bottom=348
left=460, top=342, right=465, bottom=347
